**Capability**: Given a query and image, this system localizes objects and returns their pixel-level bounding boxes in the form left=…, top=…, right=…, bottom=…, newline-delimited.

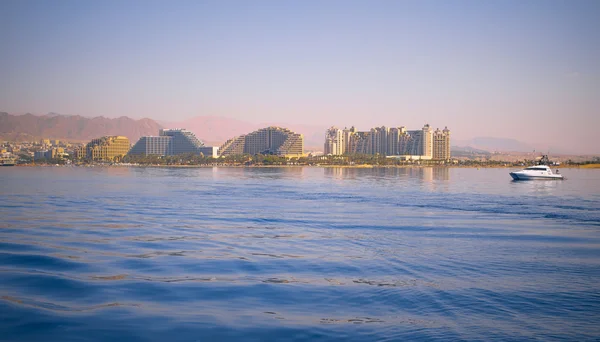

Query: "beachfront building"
left=129, top=135, right=171, bottom=156
left=324, top=127, right=344, bottom=155
left=128, top=129, right=218, bottom=157
left=85, top=136, right=130, bottom=162
left=219, top=127, right=304, bottom=157
left=433, top=127, right=451, bottom=161
left=327, top=124, right=449, bottom=160
left=400, top=124, right=433, bottom=158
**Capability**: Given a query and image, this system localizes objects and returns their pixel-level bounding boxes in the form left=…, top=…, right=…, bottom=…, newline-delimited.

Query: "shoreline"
left=11, top=163, right=600, bottom=169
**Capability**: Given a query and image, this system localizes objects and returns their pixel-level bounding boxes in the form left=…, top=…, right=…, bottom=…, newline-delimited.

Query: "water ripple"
left=1, top=167, right=599, bottom=341
left=1, top=295, right=140, bottom=312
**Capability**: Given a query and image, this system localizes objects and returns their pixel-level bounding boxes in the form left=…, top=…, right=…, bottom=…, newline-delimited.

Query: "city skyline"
left=1, top=111, right=591, bottom=155
left=1, top=1, right=599, bottom=154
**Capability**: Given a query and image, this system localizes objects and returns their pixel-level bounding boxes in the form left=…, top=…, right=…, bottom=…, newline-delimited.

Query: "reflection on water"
left=323, top=166, right=449, bottom=182
left=510, top=178, right=562, bottom=195
left=240, top=166, right=306, bottom=180
left=324, top=167, right=451, bottom=192
left=431, top=167, right=450, bottom=181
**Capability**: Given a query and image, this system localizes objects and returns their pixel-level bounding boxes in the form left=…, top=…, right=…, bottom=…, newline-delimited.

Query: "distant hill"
left=452, top=137, right=537, bottom=153
left=0, top=112, right=162, bottom=143
left=450, top=145, right=492, bottom=157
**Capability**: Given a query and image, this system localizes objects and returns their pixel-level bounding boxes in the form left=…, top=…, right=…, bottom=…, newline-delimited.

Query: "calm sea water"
left=1, top=166, right=600, bottom=341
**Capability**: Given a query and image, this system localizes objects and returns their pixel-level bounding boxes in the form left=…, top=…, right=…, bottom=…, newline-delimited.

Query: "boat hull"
left=510, top=172, right=563, bottom=180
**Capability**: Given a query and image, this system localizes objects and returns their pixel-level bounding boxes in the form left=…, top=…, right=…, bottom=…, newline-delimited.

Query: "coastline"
left=11, top=163, right=600, bottom=169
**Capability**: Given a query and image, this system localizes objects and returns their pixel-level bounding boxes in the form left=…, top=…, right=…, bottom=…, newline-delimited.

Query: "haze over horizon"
left=1, top=0, right=599, bottom=154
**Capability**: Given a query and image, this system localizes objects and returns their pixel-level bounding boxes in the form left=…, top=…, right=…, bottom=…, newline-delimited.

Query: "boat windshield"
left=524, top=167, right=548, bottom=171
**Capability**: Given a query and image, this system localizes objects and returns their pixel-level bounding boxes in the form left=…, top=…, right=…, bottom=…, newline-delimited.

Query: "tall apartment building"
left=433, top=127, right=451, bottom=160
left=219, top=127, right=304, bottom=157
left=128, top=129, right=218, bottom=157
left=356, top=132, right=371, bottom=154
left=324, top=127, right=344, bottom=155
left=339, top=126, right=393, bottom=155
left=387, top=127, right=407, bottom=156
left=325, top=124, right=449, bottom=160
left=86, top=136, right=130, bottom=161
left=343, top=127, right=357, bottom=153
left=399, top=124, right=433, bottom=158
left=368, top=126, right=389, bottom=155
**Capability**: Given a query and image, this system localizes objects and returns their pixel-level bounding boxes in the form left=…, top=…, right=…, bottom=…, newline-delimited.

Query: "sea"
left=1, top=166, right=599, bottom=341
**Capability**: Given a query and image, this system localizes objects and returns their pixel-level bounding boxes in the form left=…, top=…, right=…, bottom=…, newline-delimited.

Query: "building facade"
left=324, top=127, right=344, bottom=155
left=399, top=124, right=433, bottom=158
left=219, top=127, right=304, bottom=157
left=73, top=145, right=86, bottom=160
left=128, top=136, right=172, bottom=155
left=85, top=136, right=130, bottom=161
left=218, top=136, right=246, bottom=156
left=432, top=127, right=451, bottom=160
left=128, top=129, right=218, bottom=158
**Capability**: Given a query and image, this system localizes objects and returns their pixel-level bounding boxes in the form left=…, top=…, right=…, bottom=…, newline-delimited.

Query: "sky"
left=1, top=0, right=599, bottom=153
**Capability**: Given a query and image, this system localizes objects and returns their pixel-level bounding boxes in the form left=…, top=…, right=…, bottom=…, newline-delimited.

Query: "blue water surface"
left=1, top=166, right=600, bottom=341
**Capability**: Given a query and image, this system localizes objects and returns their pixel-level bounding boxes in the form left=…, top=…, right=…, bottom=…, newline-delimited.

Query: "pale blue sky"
left=1, top=0, right=599, bottom=152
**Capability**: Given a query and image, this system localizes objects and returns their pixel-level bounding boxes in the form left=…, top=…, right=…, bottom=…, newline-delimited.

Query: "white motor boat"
left=510, top=165, right=563, bottom=180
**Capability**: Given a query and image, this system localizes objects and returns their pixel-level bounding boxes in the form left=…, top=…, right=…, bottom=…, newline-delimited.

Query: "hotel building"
left=129, top=129, right=218, bottom=157
left=85, top=136, right=130, bottom=161
left=324, top=127, right=344, bottom=155
left=219, top=127, right=303, bottom=157
left=433, top=127, right=451, bottom=160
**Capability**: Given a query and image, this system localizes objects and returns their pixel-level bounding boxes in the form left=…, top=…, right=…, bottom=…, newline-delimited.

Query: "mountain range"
left=452, top=137, right=536, bottom=153
left=0, top=112, right=161, bottom=143
left=0, top=112, right=582, bottom=154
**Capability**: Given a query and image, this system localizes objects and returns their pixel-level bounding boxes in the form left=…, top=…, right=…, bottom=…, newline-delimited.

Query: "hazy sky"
left=1, top=0, right=599, bottom=152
